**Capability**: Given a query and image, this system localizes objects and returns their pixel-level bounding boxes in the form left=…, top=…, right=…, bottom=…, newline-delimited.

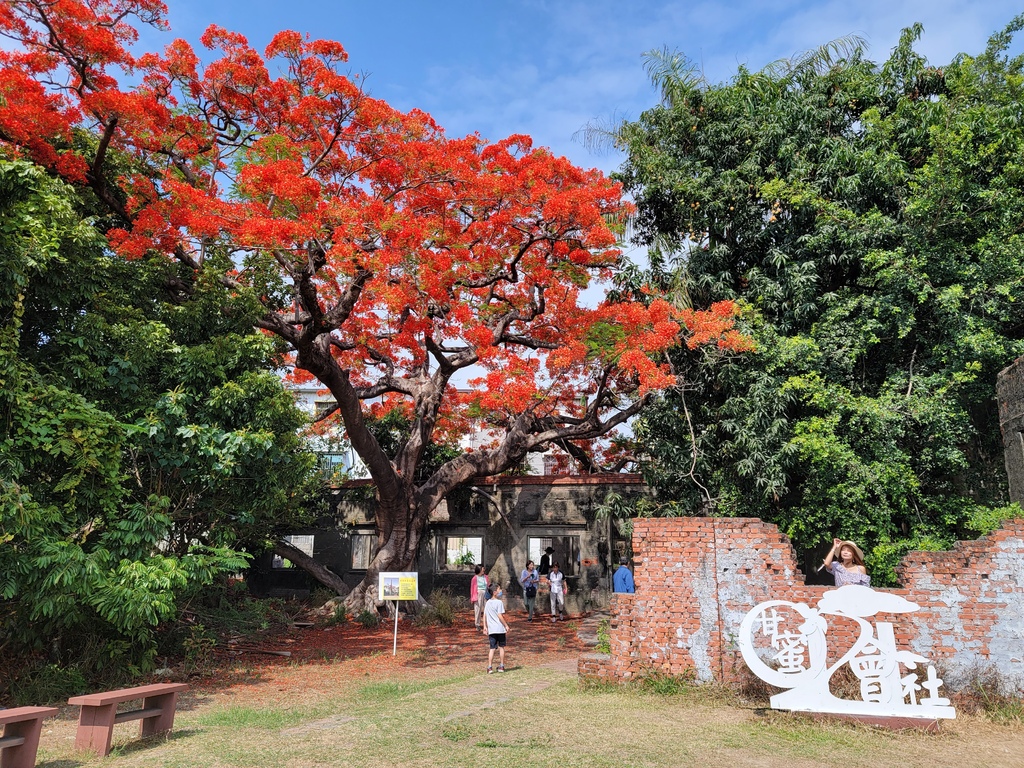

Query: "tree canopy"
left=0, top=0, right=749, bottom=606
left=0, top=158, right=319, bottom=680
left=614, top=21, right=1024, bottom=582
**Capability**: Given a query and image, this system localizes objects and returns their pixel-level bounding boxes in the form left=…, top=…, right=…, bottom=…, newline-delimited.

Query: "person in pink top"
left=823, top=538, right=870, bottom=586
left=470, top=564, right=490, bottom=632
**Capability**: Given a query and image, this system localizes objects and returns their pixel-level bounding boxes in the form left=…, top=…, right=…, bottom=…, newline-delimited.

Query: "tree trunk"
left=273, top=540, right=350, bottom=597
left=343, top=517, right=426, bottom=613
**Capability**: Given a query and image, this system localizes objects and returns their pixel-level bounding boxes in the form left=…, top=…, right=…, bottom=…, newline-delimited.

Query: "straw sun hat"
left=838, top=540, right=865, bottom=562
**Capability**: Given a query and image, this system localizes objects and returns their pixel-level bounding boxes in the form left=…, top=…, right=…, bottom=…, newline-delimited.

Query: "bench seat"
left=0, top=707, right=58, bottom=768
left=67, top=683, right=188, bottom=756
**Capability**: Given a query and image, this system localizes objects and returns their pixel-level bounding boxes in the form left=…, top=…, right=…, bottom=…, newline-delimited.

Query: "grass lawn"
left=32, top=653, right=1023, bottom=768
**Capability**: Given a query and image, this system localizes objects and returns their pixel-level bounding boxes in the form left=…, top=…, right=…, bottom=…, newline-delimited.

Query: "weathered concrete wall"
left=420, top=474, right=645, bottom=611
left=250, top=474, right=646, bottom=607
left=998, top=357, right=1024, bottom=505
left=582, top=517, right=1024, bottom=691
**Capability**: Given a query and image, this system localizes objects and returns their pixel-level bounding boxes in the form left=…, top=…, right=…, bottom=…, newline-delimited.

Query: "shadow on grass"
left=106, top=727, right=200, bottom=758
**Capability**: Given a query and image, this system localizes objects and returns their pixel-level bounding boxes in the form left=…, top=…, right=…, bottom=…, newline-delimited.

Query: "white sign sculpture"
left=738, top=585, right=955, bottom=719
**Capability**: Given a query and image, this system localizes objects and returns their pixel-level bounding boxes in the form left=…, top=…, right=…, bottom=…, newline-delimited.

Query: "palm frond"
left=761, top=34, right=867, bottom=79
left=642, top=47, right=705, bottom=106
left=573, top=111, right=630, bottom=156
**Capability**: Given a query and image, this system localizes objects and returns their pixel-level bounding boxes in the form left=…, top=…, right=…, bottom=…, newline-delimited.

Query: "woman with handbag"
left=470, top=564, right=490, bottom=632
left=519, top=560, right=540, bottom=622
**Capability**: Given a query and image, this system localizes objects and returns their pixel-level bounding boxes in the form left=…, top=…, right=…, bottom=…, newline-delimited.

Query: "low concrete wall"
left=998, top=356, right=1024, bottom=505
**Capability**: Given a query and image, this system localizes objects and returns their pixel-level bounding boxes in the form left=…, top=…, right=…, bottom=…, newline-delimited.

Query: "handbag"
left=524, top=585, right=537, bottom=598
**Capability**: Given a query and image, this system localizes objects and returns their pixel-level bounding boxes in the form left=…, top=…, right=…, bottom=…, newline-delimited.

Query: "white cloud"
left=159, top=0, right=1023, bottom=173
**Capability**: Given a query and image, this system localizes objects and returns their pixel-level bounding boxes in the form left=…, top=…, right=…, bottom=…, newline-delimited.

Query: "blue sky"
left=165, top=0, right=1022, bottom=180
left=157, top=0, right=1023, bottom=270
left=147, top=2, right=1020, bottom=388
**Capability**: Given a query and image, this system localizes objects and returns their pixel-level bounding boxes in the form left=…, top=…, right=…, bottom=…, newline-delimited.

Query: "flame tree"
left=0, top=0, right=750, bottom=607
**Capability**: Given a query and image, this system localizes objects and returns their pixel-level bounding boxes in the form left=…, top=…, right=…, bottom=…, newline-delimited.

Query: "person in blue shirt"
left=612, top=557, right=635, bottom=593
left=519, top=560, right=540, bottom=622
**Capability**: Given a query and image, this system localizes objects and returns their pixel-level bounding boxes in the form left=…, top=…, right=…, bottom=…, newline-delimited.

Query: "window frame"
left=350, top=531, right=375, bottom=571
left=528, top=534, right=581, bottom=575
left=437, top=535, right=484, bottom=571
left=272, top=534, right=315, bottom=569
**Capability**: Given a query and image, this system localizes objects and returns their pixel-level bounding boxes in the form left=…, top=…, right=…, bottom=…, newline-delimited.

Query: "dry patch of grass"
left=33, top=660, right=1023, bottom=768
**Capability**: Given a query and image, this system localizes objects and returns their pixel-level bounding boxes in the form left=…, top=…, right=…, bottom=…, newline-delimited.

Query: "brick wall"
left=581, top=517, right=1024, bottom=690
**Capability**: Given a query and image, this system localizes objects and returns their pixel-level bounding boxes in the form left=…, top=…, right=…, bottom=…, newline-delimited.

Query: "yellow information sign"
left=398, top=577, right=417, bottom=600
left=378, top=571, right=419, bottom=656
left=378, top=571, right=419, bottom=602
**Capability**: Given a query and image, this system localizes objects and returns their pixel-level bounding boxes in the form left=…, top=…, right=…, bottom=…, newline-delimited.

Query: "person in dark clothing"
left=539, top=546, right=554, bottom=575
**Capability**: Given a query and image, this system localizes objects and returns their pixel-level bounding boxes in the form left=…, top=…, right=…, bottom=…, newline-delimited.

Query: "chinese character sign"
left=378, top=572, right=418, bottom=602
left=737, top=585, right=955, bottom=719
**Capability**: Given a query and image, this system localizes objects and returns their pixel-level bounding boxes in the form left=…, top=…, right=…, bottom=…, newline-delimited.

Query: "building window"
left=543, top=453, right=573, bottom=475
left=318, top=452, right=350, bottom=482
left=438, top=536, right=483, bottom=570
left=272, top=534, right=315, bottom=569
left=314, top=400, right=337, bottom=419
left=351, top=532, right=375, bottom=570
left=529, top=535, right=580, bottom=575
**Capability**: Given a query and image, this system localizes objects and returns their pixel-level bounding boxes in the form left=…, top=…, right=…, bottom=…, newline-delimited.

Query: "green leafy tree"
left=0, top=0, right=747, bottom=613
left=0, top=160, right=319, bottom=677
left=613, top=21, right=1024, bottom=583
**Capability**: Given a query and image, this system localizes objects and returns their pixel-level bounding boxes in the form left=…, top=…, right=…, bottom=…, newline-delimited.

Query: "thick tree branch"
left=273, top=540, right=350, bottom=596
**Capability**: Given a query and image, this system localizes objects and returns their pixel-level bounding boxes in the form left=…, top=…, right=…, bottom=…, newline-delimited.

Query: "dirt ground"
left=186, top=606, right=587, bottom=703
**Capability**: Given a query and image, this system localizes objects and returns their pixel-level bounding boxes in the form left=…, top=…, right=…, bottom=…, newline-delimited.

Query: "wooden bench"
left=0, top=706, right=58, bottom=768
left=67, top=683, right=188, bottom=757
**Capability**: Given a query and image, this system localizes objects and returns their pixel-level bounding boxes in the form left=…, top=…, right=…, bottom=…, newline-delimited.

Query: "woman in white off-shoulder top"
left=823, top=538, right=870, bottom=587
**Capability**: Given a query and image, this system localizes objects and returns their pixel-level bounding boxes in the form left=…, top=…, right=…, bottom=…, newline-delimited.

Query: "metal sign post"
left=378, top=572, right=419, bottom=656
left=393, top=605, right=399, bottom=656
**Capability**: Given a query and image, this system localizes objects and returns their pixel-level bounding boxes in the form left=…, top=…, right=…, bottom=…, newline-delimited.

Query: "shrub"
left=355, top=609, right=381, bottom=629
left=181, top=623, right=218, bottom=677
left=595, top=618, right=610, bottom=654
left=8, top=663, right=89, bottom=706
left=414, top=588, right=458, bottom=627
left=155, top=580, right=294, bottom=661
left=325, top=603, right=349, bottom=627
left=3, top=631, right=139, bottom=705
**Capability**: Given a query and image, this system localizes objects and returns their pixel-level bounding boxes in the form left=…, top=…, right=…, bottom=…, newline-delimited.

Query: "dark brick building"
left=998, top=356, right=1024, bottom=505
left=249, top=473, right=646, bottom=610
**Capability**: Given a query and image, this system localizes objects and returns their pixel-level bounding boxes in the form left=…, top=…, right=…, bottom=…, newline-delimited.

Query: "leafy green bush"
left=323, top=602, right=349, bottom=627
left=965, top=503, right=1023, bottom=538
left=595, top=618, right=611, bottom=654
left=8, top=663, right=89, bottom=706
left=3, top=629, right=144, bottom=704
left=868, top=535, right=949, bottom=588
left=414, top=588, right=459, bottom=627
left=150, top=579, right=299, bottom=679
left=181, top=623, right=218, bottom=676
left=355, top=609, right=381, bottom=629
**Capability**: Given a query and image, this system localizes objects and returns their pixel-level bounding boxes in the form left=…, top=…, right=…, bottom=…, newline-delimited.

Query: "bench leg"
left=140, top=692, right=179, bottom=738
left=75, top=704, right=117, bottom=757
left=1, top=719, right=45, bottom=768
